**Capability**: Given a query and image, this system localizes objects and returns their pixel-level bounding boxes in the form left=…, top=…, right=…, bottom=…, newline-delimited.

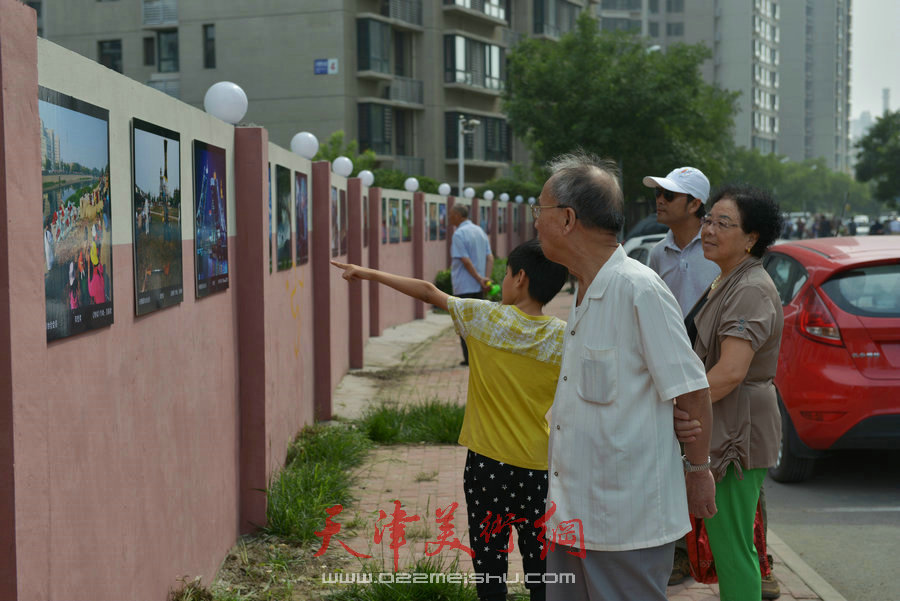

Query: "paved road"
left=765, top=449, right=900, bottom=601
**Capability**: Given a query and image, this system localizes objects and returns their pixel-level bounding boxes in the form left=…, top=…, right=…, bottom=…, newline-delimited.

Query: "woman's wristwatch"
left=682, top=455, right=711, bottom=472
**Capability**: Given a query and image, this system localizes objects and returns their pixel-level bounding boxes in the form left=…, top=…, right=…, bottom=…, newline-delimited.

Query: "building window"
left=602, top=18, right=640, bottom=32
left=600, top=0, right=641, bottom=9
left=666, top=0, right=684, bottom=12
left=649, top=0, right=659, bottom=13
left=357, top=18, right=391, bottom=74
left=203, top=24, right=216, bottom=69
left=666, top=22, right=684, bottom=36
left=98, top=40, right=122, bottom=73
left=444, top=35, right=505, bottom=90
left=534, top=0, right=579, bottom=37
left=445, top=112, right=510, bottom=162
left=157, top=29, right=179, bottom=72
left=143, top=37, right=155, bottom=66
left=649, top=21, right=659, bottom=37
left=359, top=103, right=392, bottom=155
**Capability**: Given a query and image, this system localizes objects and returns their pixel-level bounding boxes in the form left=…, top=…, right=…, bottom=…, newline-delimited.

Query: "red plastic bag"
left=685, top=499, right=771, bottom=584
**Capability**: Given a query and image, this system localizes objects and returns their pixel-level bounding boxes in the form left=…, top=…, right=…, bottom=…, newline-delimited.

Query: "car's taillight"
left=797, top=287, right=843, bottom=346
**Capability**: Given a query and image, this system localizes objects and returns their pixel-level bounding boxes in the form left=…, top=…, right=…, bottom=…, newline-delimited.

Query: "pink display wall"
left=0, top=6, right=522, bottom=599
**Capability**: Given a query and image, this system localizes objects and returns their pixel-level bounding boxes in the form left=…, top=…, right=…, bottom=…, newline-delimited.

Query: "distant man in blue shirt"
left=449, top=204, right=493, bottom=365
left=643, top=167, right=720, bottom=318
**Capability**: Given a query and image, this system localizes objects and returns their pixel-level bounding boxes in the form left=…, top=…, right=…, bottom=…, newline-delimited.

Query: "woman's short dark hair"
left=548, top=151, right=624, bottom=233
left=708, top=184, right=783, bottom=258
left=507, top=239, right=569, bottom=305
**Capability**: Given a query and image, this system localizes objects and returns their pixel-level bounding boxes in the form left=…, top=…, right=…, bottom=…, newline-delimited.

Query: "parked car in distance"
left=853, top=214, right=870, bottom=235
left=624, top=213, right=668, bottom=242
left=763, top=236, right=900, bottom=482
left=624, top=234, right=666, bottom=264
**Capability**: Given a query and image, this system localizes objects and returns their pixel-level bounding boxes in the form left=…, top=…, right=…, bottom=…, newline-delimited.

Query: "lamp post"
left=458, top=115, right=480, bottom=196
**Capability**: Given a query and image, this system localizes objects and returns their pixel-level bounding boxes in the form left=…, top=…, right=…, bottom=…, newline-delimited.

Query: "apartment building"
left=778, top=0, right=852, bottom=172
left=595, top=0, right=781, bottom=154
left=36, top=0, right=595, bottom=189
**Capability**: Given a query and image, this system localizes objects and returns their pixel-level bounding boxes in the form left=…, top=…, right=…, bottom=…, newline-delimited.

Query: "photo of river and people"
left=40, top=87, right=113, bottom=342
left=132, top=118, right=183, bottom=315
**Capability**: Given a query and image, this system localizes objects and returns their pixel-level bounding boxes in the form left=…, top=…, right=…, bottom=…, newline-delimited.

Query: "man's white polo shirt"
left=547, top=246, right=708, bottom=552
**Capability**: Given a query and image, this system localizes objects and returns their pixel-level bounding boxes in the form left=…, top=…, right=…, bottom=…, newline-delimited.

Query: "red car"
left=763, top=236, right=900, bottom=482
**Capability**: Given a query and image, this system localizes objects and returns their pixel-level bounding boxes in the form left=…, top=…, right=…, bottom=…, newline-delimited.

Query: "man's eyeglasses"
left=700, top=216, right=741, bottom=231
left=531, top=204, right=570, bottom=220
left=655, top=187, right=688, bottom=202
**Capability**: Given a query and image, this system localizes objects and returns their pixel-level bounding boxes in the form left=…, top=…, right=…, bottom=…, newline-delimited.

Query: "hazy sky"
left=850, top=0, right=897, bottom=119
left=133, top=127, right=180, bottom=195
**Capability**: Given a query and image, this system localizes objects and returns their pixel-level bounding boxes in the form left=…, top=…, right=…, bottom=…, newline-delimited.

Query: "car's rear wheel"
left=769, top=398, right=816, bottom=483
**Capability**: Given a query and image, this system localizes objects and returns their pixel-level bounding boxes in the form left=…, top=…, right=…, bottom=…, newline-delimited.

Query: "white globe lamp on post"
left=499, top=192, right=510, bottom=202
left=463, top=187, right=476, bottom=199
left=332, top=156, right=353, bottom=178
left=515, top=195, right=524, bottom=204
left=438, top=183, right=452, bottom=197
left=527, top=197, right=536, bottom=205
left=404, top=177, right=419, bottom=193
left=203, top=82, right=248, bottom=124
left=290, top=132, right=319, bottom=159
left=483, top=190, right=495, bottom=201
left=358, top=170, right=374, bottom=187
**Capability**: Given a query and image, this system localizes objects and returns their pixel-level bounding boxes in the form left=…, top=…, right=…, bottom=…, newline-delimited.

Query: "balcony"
left=443, top=0, right=508, bottom=25
left=388, top=76, right=424, bottom=105
left=381, top=0, right=422, bottom=27
left=392, top=155, right=424, bottom=176
left=143, top=0, right=177, bottom=27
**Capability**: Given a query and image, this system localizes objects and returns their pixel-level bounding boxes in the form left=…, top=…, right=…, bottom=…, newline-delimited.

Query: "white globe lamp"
left=404, top=177, right=419, bottom=192
left=332, top=156, right=353, bottom=178
left=500, top=192, right=510, bottom=202
left=463, top=187, right=476, bottom=199
left=483, top=190, right=495, bottom=201
left=527, top=197, right=536, bottom=205
left=358, top=169, right=375, bottom=187
left=515, top=195, right=524, bottom=204
left=203, top=82, right=248, bottom=124
left=438, top=183, right=451, bottom=196
left=290, top=132, right=319, bottom=159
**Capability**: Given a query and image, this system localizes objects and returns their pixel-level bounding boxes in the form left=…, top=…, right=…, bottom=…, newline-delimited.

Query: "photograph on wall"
left=429, top=202, right=438, bottom=241
left=401, top=198, right=411, bottom=242
left=498, top=205, right=505, bottom=234
left=40, top=87, right=113, bottom=341
left=381, top=197, right=387, bottom=244
left=363, top=195, right=369, bottom=248
left=193, top=140, right=229, bottom=298
left=513, top=205, right=519, bottom=233
left=331, top=187, right=339, bottom=257
left=295, top=171, right=309, bottom=266
left=339, top=189, right=347, bottom=255
left=480, top=206, right=491, bottom=234
left=132, top=118, right=183, bottom=316
left=389, top=198, right=400, bottom=243
left=276, top=165, right=292, bottom=271
left=268, top=163, right=272, bottom=273
left=438, top=203, right=447, bottom=240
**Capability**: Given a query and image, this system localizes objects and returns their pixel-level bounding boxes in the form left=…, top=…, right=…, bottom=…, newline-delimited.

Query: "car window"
left=821, top=263, right=900, bottom=317
left=628, top=247, right=649, bottom=265
left=763, top=253, right=808, bottom=305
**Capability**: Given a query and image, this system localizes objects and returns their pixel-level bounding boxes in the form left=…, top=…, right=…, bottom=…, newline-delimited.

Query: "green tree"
left=312, top=130, right=377, bottom=176
left=855, top=109, right=900, bottom=206
left=504, top=14, right=739, bottom=202
left=372, top=169, right=440, bottom=193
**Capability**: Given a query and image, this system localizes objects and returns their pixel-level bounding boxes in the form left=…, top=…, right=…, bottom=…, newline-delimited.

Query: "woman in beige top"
left=682, top=184, right=784, bottom=601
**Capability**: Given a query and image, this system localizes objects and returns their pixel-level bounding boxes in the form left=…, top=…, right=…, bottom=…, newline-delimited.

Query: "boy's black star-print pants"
left=463, top=449, right=547, bottom=601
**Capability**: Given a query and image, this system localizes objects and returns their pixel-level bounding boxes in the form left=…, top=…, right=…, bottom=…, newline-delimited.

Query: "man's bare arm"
left=675, top=387, right=717, bottom=519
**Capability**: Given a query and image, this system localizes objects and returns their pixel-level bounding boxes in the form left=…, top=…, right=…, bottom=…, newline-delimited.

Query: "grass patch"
left=359, top=400, right=465, bottom=445
left=323, top=555, right=479, bottom=601
left=263, top=423, right=372, bottom=543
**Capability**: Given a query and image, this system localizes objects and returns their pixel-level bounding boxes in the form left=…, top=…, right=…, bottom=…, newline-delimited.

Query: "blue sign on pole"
left=314, top=59, right=328, bottom=75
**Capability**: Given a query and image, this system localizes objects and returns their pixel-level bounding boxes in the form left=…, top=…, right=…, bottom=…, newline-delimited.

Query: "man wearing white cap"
left=642, top=167, right=720, bottom=318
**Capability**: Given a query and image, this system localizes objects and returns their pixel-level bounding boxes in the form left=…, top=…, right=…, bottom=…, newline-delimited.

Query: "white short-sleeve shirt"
left=648, top=230, right=720, bottom=317
left=546, top=245, right=709, bottom=552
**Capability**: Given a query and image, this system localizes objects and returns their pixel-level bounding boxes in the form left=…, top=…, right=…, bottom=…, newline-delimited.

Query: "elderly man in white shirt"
left=644, top=167, right=720, bottom=317
left=534, top=151, right=716, bottom=601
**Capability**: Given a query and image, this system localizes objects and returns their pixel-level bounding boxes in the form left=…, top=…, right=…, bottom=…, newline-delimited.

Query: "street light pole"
left=458, top=115, right=480, bottom=196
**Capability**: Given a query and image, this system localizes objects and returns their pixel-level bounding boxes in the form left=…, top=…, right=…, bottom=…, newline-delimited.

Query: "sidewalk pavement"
left=331, top=292, right=844, bottom=601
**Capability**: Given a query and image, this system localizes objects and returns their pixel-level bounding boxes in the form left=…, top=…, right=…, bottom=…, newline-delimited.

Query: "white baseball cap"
left=642, top=167, right=710, bottom=203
